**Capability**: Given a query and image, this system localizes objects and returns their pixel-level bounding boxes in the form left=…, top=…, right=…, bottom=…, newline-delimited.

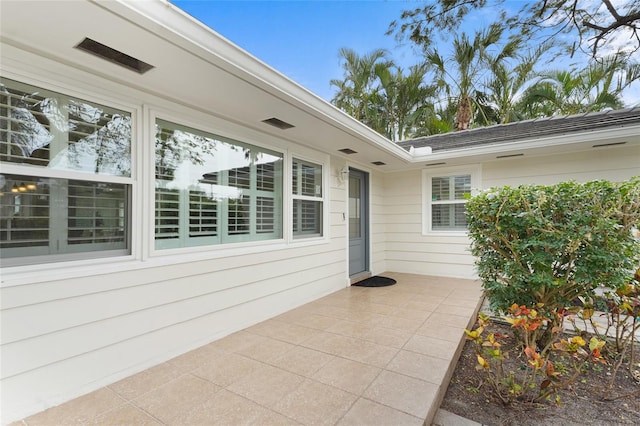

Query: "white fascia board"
left=101, top=1, right=411, bottom=162
left=407, top=125, right=640, bottom=163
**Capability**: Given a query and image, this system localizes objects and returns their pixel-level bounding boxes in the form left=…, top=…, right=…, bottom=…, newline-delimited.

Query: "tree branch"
left=602, top=0, right=623, bottom=21
left=583, top=11, right=640, bottom=33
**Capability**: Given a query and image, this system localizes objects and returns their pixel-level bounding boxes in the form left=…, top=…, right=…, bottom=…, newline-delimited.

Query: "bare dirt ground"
left=441, top=321, right=640, bottom=425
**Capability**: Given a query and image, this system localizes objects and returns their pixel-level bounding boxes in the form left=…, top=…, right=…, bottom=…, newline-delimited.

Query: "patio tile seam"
left=108, top=401, right=167, bottom=426
left=298, top=347, right=399, bottom=371
left=324, top=318, right=422, bottom=343
left=101, top=385, right=150, bottom=410
left=356, top=395, right=429, bottom=422
left=223, top=372, right=367, bottom=424
left=127, top=401, right=170, bottom=425
left=398, top=346, right=458, bottom=362
left=124, top=372, right=224, bottom=423
left=102, top=384, right=134, bottom=404
left=244, top=330, right=323, bottom=349
left=327, top=393, right=372, bottom=426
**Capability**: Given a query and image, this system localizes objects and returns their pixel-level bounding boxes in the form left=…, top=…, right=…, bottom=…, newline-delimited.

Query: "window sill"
left=422, top=230, right=470, bottom=237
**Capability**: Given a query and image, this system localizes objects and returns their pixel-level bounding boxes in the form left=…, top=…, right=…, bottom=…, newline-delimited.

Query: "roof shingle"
left=397, top=108, right=640, bottom=152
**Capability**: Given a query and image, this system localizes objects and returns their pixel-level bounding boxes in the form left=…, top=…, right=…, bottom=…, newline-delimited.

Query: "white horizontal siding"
left=3, top=215, right=348, bottom=422
left=381, top=169, right=475, bottom=278
left=381, top=145, right=639, bottom=280
left=2, top=240, right=344, bottom=311
left=3, top=257, right=347, bottom=377
left=483, top=145, right=640, bottom=187
left=385, top=259, right=476, bottom=278
left=2, top=247, right=346, bottom=347
left=386, top=241, right=470, bottom=255
left=3, top=270, right=347, bottom=420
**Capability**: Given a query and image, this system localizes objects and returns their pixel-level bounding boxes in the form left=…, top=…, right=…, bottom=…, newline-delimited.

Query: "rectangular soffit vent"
left=371, top=161, right=386, bottom=166
left=425, top=162, right=446, bottom=167
left=262, top=117, right=295, bottom=130
left=338, top=148, right=357, bottom=154
left=496, top=153, right=524, bottom=159
left=75, top=38, right=154, bottom=74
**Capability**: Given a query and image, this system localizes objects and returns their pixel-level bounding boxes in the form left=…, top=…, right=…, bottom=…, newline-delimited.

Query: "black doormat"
left=352, top=276, right=397, bottom=287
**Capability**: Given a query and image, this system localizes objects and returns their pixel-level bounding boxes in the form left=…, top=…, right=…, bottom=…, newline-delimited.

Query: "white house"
left=1, top=1, right=638, bottom=423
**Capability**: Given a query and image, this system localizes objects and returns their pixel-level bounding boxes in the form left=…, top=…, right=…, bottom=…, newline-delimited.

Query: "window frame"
left=0, top=77, right=138, bottom=267
left=291, top=156, right=325, bottom=240
left=150, top=112, right=287, bottom=254
left=422, top=165, right=481, bottom=236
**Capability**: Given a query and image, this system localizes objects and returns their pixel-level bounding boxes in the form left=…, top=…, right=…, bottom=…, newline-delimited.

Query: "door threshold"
left=349, top=272, right=372, bottom=285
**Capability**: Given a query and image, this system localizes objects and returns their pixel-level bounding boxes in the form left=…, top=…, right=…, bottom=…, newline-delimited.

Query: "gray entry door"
left=348, top=168, right=369, bottom=276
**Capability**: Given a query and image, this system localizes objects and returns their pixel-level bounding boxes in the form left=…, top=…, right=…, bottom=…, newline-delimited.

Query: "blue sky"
left=172, top=0, right=432, bottom=100
left=172, top=0, right=639, bottom=106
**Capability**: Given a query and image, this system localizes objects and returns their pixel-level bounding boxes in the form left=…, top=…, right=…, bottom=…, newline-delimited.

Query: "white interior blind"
left=431, top=174, right=471, bottom=230
left=292, top=158, right=323, bottom=238
left=154, top=118, right=283, bottom=249
left=1, top=174, right=128, bottom=260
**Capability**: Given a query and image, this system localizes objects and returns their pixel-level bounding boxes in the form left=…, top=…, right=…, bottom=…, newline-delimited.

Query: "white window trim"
left=146, top=108, right=331, bottom=259
left=289, top=153, right=329, bottom=243
left=422, top=164, right=481, bottom=236
left=149, top=113, right=286, bottom=253
left=0, top=76, right=140, bottom=268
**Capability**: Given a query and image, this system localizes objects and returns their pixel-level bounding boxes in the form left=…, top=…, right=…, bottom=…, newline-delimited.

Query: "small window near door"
left=423, top=166, right=480, bottom=234
left=292, top=158, right=323, bottom=238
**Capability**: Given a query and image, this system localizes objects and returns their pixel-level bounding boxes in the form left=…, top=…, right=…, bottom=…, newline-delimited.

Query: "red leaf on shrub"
left=524, top=346, right=537, bottom=359
left=529, top=323, right=540, bottom=331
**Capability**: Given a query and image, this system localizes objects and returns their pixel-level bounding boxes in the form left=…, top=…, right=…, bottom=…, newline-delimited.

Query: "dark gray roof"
left=397, top=107, right=640, bottom=152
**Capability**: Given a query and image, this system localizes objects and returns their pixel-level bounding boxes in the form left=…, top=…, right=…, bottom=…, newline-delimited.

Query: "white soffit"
left=0, top=0, right=412, bottom=170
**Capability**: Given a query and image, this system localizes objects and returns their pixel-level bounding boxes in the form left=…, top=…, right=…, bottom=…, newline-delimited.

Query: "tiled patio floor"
left=15, top=272, right=483, bottom=426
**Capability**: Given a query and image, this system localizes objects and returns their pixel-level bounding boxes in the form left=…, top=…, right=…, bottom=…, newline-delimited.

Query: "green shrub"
left=466, top=177, right=640, bottom=346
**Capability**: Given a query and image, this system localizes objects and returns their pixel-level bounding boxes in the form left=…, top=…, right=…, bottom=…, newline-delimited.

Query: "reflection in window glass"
left=0, top=173, right=129, bottom=262
left=0, top=78, right=131, bottom=176
left=154, top=119, right=283, bottom=249
left=293, top=160, right=322, bottom=197
left=0, top=78, right=132, bottom=266
left=349, top=175, right=361, bottom=239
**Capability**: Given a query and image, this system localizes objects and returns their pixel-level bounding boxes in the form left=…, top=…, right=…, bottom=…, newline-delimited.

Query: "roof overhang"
left=411, top=125, right=640, bottom=167
left=1, top=0, right=638, bottom=173
left=0, top=0, right=412, bottom=170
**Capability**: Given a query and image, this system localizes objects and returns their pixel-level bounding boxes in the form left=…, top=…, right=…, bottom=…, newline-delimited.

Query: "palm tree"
left=331, top=48, right=438, bottom=141
left=374, top=64, right=436, bottom=140
left=425, top=23, right=513, bottom=130
left=330, top=48, right=392, bottom=125
left=519, top=54, right=640, bottom=116
left=484, top=43, right=550, bottom=124
left=415, top=102, right=458, bottom=136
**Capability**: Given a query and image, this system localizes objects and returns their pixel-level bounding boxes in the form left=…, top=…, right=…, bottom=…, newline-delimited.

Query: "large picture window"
left=154, top=119, right=283, bottom=249
left=0, top=78, right=132, bottom=265
left=292, top=158, right=323, bottom=238
left=423, top=167, right=479, bottom=234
